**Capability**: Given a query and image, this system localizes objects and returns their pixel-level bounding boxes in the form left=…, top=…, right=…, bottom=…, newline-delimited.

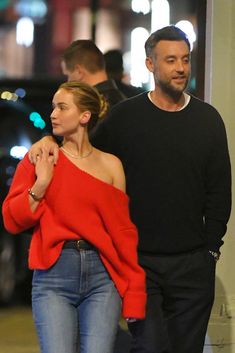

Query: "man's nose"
left=175, top=60, right=184, bottom=72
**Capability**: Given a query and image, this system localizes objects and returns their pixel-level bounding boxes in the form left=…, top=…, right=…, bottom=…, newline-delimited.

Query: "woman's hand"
left=28, top=136, right=59, bottom=165
left=35, top=148, right=55, bottom=189
left=28, top=148, right=55, bottom=212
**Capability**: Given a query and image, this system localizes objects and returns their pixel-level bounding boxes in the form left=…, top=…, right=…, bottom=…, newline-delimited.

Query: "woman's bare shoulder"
left=94, top=148, right=126, bottom=192
left=95, top=148, right=122, bottom=167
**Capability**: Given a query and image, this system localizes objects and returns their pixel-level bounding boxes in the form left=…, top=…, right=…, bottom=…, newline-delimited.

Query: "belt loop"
left=76, top=240, right=82, bottom=251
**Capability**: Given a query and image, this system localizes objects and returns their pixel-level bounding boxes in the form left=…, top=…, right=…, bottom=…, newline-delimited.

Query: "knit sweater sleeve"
left=2, top=155, right=45, bottom=234
left=98, top=187, right=146, bottom=319
left=204, top=110, right=231, bottom=252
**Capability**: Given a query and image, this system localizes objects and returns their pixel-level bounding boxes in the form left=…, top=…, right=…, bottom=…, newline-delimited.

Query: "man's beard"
left=157, top=76, right=189, bottom=99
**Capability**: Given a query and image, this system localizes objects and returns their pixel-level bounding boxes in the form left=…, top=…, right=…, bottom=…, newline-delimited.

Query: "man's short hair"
left=145, top=25, right=190, bottom=57
left=104, top=49, right=124, bottom=80
left=62, top=40, right=105, bottom=73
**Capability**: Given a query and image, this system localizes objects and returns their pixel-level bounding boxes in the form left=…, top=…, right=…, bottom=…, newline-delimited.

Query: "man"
left=61, top=40, right=125, bottom=108
left=104, top=49, right=145, bottom=97
left=29, top=26, right=231, bottom=353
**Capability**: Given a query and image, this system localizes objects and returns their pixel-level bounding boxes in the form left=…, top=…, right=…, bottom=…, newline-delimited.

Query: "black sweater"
left=92, top=93, right=231, bottom=255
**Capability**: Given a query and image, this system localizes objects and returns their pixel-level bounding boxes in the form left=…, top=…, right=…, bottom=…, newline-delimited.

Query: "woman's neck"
left=62, top=131, right=93, bottom=159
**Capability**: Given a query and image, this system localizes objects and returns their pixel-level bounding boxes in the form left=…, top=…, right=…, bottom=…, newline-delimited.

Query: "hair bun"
left=99, top=95, right=109, bottom=119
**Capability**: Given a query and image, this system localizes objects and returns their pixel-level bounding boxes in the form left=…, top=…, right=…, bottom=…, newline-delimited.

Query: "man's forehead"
left=154, top=40, right=190, bottom=56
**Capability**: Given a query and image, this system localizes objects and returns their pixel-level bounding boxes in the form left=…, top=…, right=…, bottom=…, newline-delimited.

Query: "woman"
left=2, top=82, right=146, bottom=353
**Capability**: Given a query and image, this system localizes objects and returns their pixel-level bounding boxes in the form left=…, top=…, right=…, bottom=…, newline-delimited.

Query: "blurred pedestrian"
left=61, top=40, right=125, bottom=108
left=104, top=49, right=145, bottom=97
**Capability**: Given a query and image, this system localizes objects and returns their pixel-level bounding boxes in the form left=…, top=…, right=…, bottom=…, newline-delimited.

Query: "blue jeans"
left=32, top=248, right=122, bottom=353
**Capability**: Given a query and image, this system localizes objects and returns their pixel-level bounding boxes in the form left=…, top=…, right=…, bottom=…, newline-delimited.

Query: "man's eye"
left=167, top=59, right=175, bottom=63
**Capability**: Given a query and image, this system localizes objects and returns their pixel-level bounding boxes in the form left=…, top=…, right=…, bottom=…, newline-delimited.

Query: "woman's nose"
left=50, top=108, right=57, bottom=119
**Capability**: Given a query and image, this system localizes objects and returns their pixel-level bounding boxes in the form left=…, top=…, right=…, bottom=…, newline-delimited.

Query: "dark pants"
left=128, top=248, right=216, bottom=353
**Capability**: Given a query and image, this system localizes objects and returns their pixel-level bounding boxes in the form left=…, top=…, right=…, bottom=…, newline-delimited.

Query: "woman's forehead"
left=53, top=88, right=74, bottom=102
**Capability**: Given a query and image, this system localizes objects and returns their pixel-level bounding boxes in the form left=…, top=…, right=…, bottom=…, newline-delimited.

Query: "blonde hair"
left=59, top=81, right=108, bottom=132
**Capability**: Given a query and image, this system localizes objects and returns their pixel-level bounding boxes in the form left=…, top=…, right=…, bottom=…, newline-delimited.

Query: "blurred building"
left=0, top=0, right=206, bottom=97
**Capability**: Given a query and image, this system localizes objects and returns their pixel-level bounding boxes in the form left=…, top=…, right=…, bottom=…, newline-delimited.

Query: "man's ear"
left=145, top=57, right=154, bottom=73
left=74, top=64, right=84, bottom=80
left=80, top=111, right=91, bottom=124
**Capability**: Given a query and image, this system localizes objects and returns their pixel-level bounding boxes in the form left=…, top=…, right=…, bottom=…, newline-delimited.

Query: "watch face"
left=209, top=250, right=220, bottom=261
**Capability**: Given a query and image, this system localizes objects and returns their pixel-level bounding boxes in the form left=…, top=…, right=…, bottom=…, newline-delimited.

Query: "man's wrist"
left=209, top=250, right=220, bottom=262
left=126, top=318, right=138, bottom=323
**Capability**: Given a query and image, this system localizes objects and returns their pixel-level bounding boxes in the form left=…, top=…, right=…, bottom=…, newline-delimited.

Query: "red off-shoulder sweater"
left=2, top=151, right=146, bottom=319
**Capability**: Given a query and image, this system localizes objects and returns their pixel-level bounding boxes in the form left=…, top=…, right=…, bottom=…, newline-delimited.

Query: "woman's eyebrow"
left=52, top=101, right=69, bottom=107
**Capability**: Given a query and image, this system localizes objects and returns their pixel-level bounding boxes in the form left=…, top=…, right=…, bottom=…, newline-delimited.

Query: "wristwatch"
left=126, top=318, right=137, bottom=323
left=209, top=250, right=220, bottom=262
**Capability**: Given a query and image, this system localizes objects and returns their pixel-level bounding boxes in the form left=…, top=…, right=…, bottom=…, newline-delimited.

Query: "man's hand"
left=28, top=136, right=59, bottom=165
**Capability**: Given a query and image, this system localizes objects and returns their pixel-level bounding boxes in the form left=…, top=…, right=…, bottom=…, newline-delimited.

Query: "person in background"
left=27, top=25, right=231, bottom=353
left=104, top=49, right=145, bottom=98
left=41, top=40, right=126, bottom=156
left=2, top=81, right=146, bottom=353
left=61, top=40, right=125, bottom=108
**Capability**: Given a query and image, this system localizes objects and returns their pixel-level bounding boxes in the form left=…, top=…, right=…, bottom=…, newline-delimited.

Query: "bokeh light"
left=16, top=17, right=34, bottom=47
left=15, top=88, right=26, bottom=98
left=175, top=20, right=196, bottom=51
left=1, top=91, right=19, bottom=101
left=0, top=0, right=10, bottom=10
left=131, top=0, right=151, bottom=15
left=29, top=111, right=46, bottom=129
left=10, top=146, right=28, bottom=160
left=15, top=0, right=48, bottom=19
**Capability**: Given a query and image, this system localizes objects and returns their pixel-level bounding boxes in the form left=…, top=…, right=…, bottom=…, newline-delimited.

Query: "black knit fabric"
left=92, top=92, right=231, bottom=255
left=94, top=79, right=126, bottom=107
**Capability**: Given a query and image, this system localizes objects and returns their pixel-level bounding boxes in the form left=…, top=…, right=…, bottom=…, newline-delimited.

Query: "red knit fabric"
left=2, top=152, right=146, bottom=319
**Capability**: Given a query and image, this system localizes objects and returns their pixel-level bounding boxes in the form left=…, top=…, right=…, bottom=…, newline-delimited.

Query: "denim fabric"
left=32, top=248, right=121, bottom=353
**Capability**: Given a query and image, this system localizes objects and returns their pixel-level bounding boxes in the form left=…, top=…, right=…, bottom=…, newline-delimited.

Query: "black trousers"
left=128, top=248, right=216, bottom=353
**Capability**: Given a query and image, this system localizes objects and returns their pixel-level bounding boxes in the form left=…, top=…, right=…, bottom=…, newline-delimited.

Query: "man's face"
left=146, top=40, right=191, bottom=97
left=61, top=60, right=80, bottom=82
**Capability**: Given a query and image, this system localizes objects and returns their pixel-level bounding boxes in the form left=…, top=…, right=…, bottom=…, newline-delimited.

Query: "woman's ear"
left=80, top=111, right=91, bottom=124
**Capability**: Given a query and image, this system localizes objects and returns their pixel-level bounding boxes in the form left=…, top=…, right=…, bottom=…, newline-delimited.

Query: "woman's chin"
left=52, top=128, right=63, bottom=136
